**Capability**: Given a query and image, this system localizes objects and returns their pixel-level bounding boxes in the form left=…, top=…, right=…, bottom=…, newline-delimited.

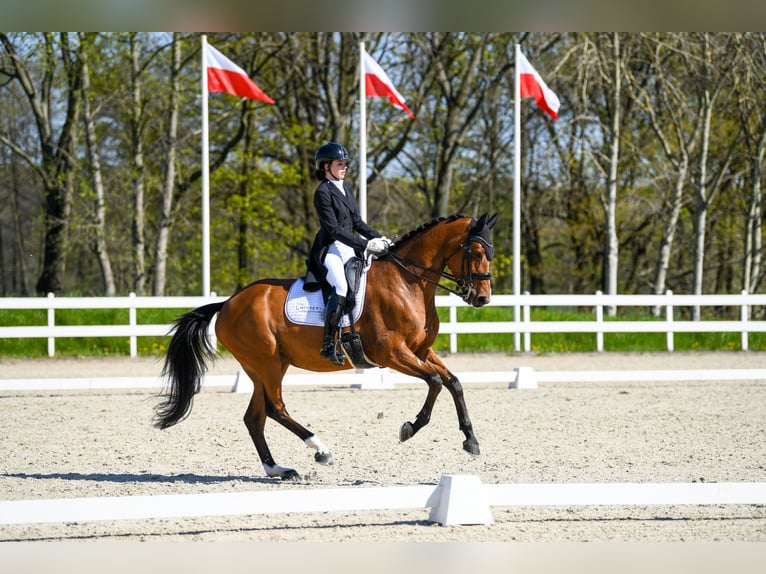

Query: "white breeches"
left=324, top=242, right=355, bottom=297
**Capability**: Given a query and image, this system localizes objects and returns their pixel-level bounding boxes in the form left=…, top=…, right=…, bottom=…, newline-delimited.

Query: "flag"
left=362, top=47, right=415, bottom=119
left=204, top=43, right=274, bottom=104
left=517, top=51, right=560, bottom=120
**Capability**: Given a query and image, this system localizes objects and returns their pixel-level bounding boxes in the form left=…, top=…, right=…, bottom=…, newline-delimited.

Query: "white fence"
left=2, top=473, right=764, bottom=527
left=1, top=291, right=766, bottom=357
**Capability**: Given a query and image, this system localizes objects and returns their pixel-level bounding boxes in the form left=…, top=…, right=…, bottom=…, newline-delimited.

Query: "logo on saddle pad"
left=285, top=258, right=371, bottom=327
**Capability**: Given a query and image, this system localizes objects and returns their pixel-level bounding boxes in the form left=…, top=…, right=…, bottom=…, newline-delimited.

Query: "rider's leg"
left=320, top=248, right=348, bottom=365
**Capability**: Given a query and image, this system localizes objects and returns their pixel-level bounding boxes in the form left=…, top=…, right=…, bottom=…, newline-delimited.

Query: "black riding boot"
left=320, top=294, right=347, bottom=365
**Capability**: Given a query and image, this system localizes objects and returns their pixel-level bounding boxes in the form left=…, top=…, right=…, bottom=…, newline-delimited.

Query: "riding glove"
left=364, top=237, right=390, bottom=258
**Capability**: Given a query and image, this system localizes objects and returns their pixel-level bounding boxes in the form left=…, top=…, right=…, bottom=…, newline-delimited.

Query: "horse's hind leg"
left=257, top=367, right=334, bottom=466
left=242, top=375, right=299, bottom=480
left=242, top=364, right=333, bottom=480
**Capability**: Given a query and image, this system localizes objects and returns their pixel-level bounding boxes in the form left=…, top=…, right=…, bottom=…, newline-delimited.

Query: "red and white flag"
left=362, top=47, right=415, bottom=119
left=517, top=51, right=559, bottom=120
left=204, top=43, right=274, bottom=104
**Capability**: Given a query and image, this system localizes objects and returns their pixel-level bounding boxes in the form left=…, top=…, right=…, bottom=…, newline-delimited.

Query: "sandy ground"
left=1, top=351, right=765, bottom=545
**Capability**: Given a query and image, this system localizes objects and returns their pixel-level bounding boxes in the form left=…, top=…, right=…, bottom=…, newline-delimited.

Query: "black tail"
left=153, top=301, right=224, bottom=429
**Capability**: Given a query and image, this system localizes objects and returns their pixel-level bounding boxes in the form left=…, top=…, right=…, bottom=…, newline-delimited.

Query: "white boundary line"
left=2, top=368, right=766, bottom=392
left=2, top=479, right=764, bottom=527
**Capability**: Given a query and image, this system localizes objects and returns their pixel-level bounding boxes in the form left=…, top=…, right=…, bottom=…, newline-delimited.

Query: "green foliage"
left=2, top=32, right=766, bottom=300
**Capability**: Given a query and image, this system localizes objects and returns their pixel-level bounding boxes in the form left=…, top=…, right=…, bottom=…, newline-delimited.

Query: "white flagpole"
left=201, top=34, right=211, bottom=296
left=513, top=44, right=522, bottom=352
left=359, top=41, right=367, bottom=221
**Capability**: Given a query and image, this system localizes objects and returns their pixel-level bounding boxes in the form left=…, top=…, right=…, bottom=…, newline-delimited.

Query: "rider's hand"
left=365, top=237, right=389, bottom=258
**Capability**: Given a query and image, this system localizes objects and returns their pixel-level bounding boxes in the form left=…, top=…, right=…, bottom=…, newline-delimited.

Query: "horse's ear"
left=475, top=213, right=488, bottom=228
left=487, top=212, right=499, bottom=229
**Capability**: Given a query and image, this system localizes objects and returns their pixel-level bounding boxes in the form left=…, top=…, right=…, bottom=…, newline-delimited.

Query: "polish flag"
left=518, top=51, right=560, bottom=120
left=204, top=43, right=274, bottom=104
left=362, top=47, right=415, bottom=119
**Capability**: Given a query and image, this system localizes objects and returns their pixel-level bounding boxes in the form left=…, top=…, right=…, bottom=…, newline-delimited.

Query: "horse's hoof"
left=399, top=421, right=414, bottom=442
left=315, top=452, right=334, bottom=465
left=280, top=469, right=301, bottom=480
left=463, top=439, right=480, bottom=456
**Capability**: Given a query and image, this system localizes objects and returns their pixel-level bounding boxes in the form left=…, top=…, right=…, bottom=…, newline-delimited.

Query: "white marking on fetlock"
left=305, top=435, right=330, bottom=455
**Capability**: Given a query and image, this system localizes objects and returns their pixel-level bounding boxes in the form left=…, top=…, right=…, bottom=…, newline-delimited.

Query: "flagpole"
left=201, top=34, right=211, bottom=297
left=513, top=44, right=521, bottom=352
left=359, top=41, right=367, bottom=221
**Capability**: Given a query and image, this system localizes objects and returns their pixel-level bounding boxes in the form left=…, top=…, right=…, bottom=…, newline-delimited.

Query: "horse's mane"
left=391, top=214, right=468, bottom=250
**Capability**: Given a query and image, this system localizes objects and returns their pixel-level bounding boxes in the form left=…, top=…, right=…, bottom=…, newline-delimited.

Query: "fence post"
left=129, top=292, right=137, bottom=358
left=665, top=289, right=674, bottom=352
left=209, top=291, right=218, bottom=352
left=595, top=290, right=604, bottom=352
left=449, top=297, right=458, bottom=354
left=47, top=292, right=55, bottom=357
left=741, top=289, right=749, bottom=352
left=523, top=291, right=531, bottom=353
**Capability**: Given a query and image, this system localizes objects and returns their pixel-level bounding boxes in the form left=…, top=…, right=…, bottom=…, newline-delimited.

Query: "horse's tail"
left=153, top=301, right=224, bottom=430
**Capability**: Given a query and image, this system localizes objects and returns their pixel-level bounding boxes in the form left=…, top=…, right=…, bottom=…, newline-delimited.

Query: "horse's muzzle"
left=471, top=295, right=490, bottom=308
left=463, top=286, right=490, bottom=308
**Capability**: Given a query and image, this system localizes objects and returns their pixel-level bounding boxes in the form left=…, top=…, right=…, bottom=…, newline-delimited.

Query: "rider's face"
left=327, top=160, right=348, bottom=180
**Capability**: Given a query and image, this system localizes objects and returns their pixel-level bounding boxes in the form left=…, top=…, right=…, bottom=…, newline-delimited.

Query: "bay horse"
left=154, top=213, right=498, bottom=480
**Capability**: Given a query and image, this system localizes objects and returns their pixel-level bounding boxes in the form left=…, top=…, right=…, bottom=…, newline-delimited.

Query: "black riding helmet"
left=314, top=142, right=351, bottom=180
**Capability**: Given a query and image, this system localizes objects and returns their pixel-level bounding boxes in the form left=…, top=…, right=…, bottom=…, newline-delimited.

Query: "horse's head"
left=446, top=212, right=499, bottom=308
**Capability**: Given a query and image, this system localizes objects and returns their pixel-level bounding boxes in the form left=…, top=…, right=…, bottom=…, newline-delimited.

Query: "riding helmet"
left=314, top=142, right=351, bottom=170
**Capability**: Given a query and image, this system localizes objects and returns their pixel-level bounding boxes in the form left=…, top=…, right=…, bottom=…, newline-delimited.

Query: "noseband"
left=387, top=232, right=494, bottom=303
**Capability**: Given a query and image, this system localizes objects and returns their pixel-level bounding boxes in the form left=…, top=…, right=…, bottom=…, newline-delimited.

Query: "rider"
left=303, top=142, right=391, bottom=365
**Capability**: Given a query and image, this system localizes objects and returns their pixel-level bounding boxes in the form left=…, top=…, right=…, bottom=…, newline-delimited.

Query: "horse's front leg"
left=425, top=349, right=479, bottom=455
left=399, top=370, right=443, bottom=443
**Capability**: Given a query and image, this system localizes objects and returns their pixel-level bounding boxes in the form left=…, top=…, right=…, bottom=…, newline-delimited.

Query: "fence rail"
left=2, top=291, right=766, bottom=357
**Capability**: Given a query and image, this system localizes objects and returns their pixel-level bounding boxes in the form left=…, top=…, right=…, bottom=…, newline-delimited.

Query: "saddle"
left=284, top=256, right=379, bottom=369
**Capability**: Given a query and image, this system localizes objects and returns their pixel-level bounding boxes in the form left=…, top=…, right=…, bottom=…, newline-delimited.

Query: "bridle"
left=386, top=233, right=494, bottom=302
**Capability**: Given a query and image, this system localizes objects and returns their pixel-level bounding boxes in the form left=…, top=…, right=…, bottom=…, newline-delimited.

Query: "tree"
left=0, top=33, right=83, bottom=294
left=79, top=32, right=116, bottom=295
left=734, top=32, right=766, bottom=295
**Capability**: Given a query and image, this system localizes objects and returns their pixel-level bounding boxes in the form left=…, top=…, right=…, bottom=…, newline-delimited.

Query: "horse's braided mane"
left=391, top=214, right=468, bottom=249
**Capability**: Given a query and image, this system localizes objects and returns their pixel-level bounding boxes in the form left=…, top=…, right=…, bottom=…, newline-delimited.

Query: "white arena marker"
left=428, top=474, right=493, bottom=526
left=510, top=366, right=538, bottom=389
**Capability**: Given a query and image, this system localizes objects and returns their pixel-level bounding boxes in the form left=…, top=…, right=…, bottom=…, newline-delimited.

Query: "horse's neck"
left=399, top=224, right=463, bottom=270
left=394, top=225, right=464, bottom=289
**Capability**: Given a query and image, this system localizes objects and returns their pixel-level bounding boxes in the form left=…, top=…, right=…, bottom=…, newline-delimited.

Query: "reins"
left=384, top=234, right=493, bottom=302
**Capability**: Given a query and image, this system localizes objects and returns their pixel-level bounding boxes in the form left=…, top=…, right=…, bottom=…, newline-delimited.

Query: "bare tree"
left=734, top=33, right=766, bottom=296
left=79, top=32, right=115, bottom=295
left=625, top=34, right=703, bottom=311
left=0, top=33, right=83, bottom=294
left=152, top=33, right=180, bottom=296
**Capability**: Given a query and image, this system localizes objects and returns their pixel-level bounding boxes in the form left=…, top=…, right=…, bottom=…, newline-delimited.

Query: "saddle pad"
left=285, top=259, right=371, bottom=327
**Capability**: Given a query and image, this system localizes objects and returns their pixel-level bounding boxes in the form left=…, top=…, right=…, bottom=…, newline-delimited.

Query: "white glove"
left=380, top=236, right=394, bottom=249
left=364, top=237, right=390, bottom=258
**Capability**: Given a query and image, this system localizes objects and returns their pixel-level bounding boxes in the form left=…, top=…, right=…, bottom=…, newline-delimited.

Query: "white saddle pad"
left=285, top=258, right=372, bottom=327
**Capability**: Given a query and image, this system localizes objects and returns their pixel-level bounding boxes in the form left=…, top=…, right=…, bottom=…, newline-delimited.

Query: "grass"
left=1, top=306, right=764, bottom=358
left=0, top=307, right=182, bottom=358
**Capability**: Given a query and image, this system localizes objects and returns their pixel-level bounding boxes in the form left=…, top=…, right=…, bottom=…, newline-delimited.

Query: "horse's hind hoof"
left=315, top=452, right=334, bottom=465
left=281, top=469, right=301, bottom=480
left=399, top=421, right=415, bottom=443
left=463, top=439, right=480, bottom=456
